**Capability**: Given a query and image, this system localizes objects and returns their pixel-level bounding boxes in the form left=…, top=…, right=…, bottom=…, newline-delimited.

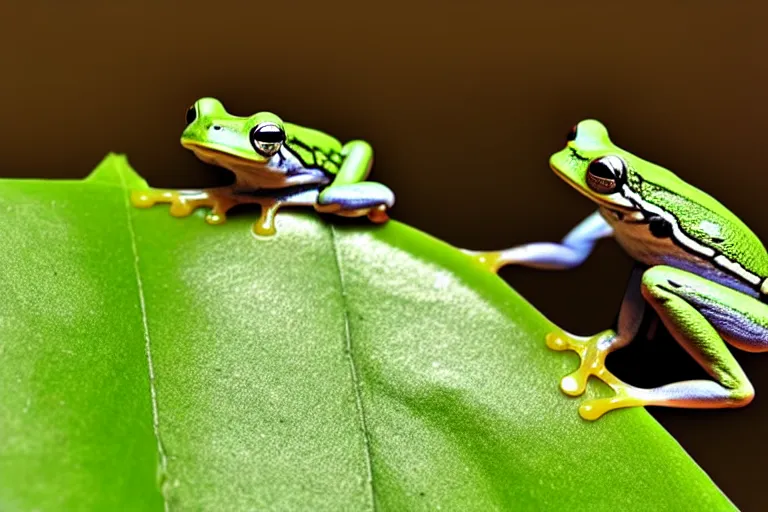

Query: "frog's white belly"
left=611, top=217, right=695, bottom=266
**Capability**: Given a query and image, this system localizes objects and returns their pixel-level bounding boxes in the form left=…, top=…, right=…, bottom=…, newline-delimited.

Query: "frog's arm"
left=328, top=140, right=373, bottom=187
left=316, top=140, right=395, bottom=220
left=131, top=185, right=321, bottom=237
left=466, top=210, right=613, bottom=273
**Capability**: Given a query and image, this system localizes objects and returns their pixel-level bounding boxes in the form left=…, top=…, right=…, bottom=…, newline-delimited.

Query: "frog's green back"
left=628, top=155, right=768, bottom=277
left=284, top=123, right=344, bottom=175
left=626, top=154, right=734, bottom=219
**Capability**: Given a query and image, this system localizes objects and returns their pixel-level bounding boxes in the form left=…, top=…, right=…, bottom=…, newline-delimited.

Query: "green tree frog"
left=468, top=120, right=768, bottom=420
left=131, top=97, right=395, bottom=236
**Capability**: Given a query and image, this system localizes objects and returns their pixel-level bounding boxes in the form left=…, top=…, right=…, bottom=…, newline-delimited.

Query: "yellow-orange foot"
left=367, top=205, right=389, bottom=224
left=314, top=204, right=390, bottom=224
left=546, top=329, right=649, bottom=420
left=130, top=189, right=237, bottom=225
left=577, top=387, right=648, bottom=421
left=463, top=250, right=504, bottom=273
left=252, top=201, right=282, bottom=237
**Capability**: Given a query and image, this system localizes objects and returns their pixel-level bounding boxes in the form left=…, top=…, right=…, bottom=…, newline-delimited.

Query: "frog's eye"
left=250, top=122, right=285, bottom=157
left=586, top=155, right=626, bottom=194
left=185, top=105, right=197, bottom=125
left=566, top=124, right=578, bottom=142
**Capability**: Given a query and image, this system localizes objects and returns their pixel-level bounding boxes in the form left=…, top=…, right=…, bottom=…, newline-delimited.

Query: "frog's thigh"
left=640, top=266, right=759, bottom=396
left=642, top=266, right=768, bottom=353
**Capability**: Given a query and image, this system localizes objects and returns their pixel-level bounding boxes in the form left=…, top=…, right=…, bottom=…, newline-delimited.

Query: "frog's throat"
left=181, top=141, right=294, bottom=189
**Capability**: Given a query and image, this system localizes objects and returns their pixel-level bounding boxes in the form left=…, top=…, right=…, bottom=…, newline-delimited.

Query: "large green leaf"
left=0, top=154, right=733, bottom=511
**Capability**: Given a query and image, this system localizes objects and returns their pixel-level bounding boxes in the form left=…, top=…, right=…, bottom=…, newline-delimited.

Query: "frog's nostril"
left=212, top=125, right=222, bottom=131
left=566, top=124, right=578, bottom=142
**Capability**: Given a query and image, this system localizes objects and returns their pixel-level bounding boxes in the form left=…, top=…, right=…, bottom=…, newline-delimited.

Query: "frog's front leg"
left=464, top=210, right=613, bottom=273
left=131, top=187, right=242, bottom=225
left=574, top=266, right=763, bottom=420
left=315, top=140, right=395, bottom=223
left=131, top=186, right=319, bottom=236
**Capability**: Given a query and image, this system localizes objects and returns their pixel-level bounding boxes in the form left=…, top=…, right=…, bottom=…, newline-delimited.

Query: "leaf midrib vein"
left=118, top=166, right=170, bottom=512
left=329, top=225, right=377, bottom=511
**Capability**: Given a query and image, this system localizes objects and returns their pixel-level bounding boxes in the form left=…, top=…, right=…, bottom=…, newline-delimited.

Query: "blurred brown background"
left=2, top=1, right=767, bottom=509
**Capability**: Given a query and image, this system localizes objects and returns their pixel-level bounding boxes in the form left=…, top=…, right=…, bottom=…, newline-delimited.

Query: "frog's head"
left=549, top=120, right=636, bottom=211
left=181, top=97, right=286, bottom=173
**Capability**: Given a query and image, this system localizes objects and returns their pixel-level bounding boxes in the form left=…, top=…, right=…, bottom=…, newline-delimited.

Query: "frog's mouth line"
left=181, top=140, right=268, bottom=165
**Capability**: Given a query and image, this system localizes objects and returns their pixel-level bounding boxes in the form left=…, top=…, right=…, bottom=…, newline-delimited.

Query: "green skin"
left=473, top=120, right=768, bottom=418
left=132, top=97, right=394, bottom=234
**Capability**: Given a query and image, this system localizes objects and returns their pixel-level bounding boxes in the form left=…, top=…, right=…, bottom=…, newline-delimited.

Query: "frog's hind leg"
left=315, top=182, right=395, bottom=223
left=579, top=265, right=761, bottom=420
left=464, top=210, right=614, bottom=273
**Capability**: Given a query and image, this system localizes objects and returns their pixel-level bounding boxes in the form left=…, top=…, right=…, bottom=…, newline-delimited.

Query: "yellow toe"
left=579, top=390, right=647, bottom=421
left=465, top=251, right=503, bottom=273
left=205, top=212, right=227, bottom=225
left=130, top=190, right=162, bottom=208
left=545, top=332, right=570, bottom=351
left=560, top=375, right=585, bottom=396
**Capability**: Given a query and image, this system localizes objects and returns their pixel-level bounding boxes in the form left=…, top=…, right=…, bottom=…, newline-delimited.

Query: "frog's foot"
left=547, top=328, right=658, bottom=420
left=252, top=200, right=282, bottom=237
left=463, top=250, right=505, bottom=273
left=130, top=188, right=238, bottom=225
left=315, top=182, right=395, bottom=222
left=546, top=328, right=618, bottom=397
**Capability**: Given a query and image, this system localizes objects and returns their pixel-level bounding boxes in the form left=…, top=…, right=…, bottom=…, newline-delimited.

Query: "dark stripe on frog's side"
left=569, top=145, right=768, bottom=299
left=283, top=136, right=343, bottom=175
left=617, top=173, right=767, bottom=294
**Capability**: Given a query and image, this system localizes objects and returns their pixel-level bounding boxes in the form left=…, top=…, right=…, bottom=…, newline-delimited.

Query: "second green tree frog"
left=469, top=120, right=768, bottom=420
left=132, top=97, right=395, bottom=236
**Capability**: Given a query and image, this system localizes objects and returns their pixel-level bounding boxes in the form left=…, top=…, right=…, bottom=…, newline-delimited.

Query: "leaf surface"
left=0, top=154, right=734, bottom=511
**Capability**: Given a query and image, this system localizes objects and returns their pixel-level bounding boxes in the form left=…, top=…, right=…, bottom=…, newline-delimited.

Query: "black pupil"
left=566, top=125, right=578, bottom=141
left=589, top=160, right=617, bottom=180
left=185, top=106, right=196, bottom=124
left=254, top=127, right=284, bottom=143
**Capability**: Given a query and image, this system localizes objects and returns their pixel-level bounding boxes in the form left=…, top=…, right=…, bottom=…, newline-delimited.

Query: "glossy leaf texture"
left=0, top=154, right=734, bottom=511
